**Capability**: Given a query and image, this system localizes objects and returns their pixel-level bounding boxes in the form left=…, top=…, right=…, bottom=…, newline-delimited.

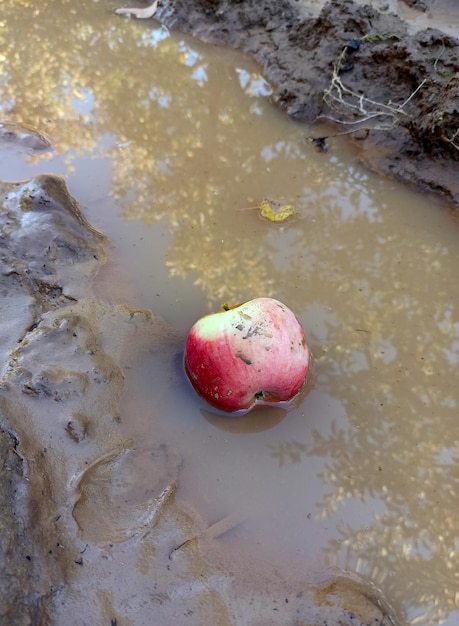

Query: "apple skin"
left=184, top=298, right=310, bottom=413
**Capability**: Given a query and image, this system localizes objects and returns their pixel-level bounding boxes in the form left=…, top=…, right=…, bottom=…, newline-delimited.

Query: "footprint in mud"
left=303, top=572, right=402, bottom=626
left=72, top=444, right=181, bottom=544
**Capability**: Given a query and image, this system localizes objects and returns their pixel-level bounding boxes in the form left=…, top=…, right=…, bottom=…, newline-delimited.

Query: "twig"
left=443, top=128, right=459, bottom=150
left=321, top=42, right=426, bottom=133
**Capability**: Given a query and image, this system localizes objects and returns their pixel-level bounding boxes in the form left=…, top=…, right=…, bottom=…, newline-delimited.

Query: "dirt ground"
left=150, top=0, right=459, bottom=209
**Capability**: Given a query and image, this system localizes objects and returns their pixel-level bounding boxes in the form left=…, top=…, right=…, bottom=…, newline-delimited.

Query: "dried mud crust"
left=154, top=0, right=459, bottom=208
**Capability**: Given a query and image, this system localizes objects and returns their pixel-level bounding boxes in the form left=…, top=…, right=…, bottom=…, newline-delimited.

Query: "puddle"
left=284, top=0, right=459, bottom=37
left=400, top=0, right=459, bottom=37
left=1, top=1, right=458, bottom=624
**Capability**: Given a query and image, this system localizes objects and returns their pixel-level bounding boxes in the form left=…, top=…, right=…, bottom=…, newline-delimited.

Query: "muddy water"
left=1, top=1, right=458, bottom=624
left=400, top=0, right=459, bottom=37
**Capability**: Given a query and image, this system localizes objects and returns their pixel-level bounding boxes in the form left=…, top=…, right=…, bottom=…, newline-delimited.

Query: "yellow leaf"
left=259, top=199, right=296, bottom=222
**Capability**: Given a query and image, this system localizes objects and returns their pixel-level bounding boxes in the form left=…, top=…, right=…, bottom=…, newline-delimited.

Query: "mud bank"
left=147, top=0, right=459, bottom=208
left=0, top=172, right=176, bottom=622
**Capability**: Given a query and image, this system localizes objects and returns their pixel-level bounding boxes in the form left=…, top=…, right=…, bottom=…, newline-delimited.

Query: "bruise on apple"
left=184, top=298, right=310, bottom=413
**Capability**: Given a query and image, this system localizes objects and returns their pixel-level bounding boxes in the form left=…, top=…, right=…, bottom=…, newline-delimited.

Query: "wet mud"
left=402, top=0, right=433, bottom=11
left=148, top=0, right=459, bottom=208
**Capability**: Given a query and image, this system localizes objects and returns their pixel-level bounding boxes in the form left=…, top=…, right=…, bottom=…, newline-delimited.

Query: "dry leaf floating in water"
left=115, top=0, right=159, bottom=19
left=259, top=198, right=296, bottom=222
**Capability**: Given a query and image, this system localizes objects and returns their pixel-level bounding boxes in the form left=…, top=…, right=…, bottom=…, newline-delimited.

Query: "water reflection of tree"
left=268, top=264, right=459, bottom=623
left=2, top=3, right=459, bottom=623
left=1, top=0, right=291, bottom=304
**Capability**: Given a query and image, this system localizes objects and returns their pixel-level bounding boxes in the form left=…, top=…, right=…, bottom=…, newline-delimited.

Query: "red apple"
left=184, top=298, right=310, bottom=413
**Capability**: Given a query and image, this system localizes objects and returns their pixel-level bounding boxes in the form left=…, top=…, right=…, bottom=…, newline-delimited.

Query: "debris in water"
left=259, top=198, right=296, bottom=222
left=115, top=0, right=159, bottom=19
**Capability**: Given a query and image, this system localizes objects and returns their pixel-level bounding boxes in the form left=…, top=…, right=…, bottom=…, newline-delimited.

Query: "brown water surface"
left=1, top=1, right=458, bottom=624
